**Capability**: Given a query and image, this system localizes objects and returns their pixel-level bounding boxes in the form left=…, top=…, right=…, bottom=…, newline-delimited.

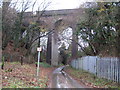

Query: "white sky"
left=45, top=0, right=84, bottom=10
left=10, top=0, right=92, bottom=11
left=7, top=0, right=120, bottom=11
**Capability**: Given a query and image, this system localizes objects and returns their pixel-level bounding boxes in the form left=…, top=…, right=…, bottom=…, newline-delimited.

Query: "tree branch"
left=31, top=30, right=54, bottom=45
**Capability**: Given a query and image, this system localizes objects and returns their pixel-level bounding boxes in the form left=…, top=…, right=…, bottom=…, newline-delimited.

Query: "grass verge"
left=65, top=66, right=120, bottom=89
left=2, top=62, right=55, bottom=88
left=35, top=62, right=52, bottom=68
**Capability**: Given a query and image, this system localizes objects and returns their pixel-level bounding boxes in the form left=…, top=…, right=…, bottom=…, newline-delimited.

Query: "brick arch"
left=23, top=8, right=85, bottom=30
left=23, top=8, right=86, bottom=66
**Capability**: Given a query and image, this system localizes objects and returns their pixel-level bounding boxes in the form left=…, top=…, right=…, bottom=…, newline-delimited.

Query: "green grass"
left=2, top=62, right=50, bottom=88
left=35, top=62, right=51, bottom=68
left=3, top=77, right=48, bottom=88
left=66, top=66, right=120, bottom=89
left=58, top=63, right=64, bottom=67
left=10, top=62, right=20, bottom=65
left=3, top=78, right=28, bottom=88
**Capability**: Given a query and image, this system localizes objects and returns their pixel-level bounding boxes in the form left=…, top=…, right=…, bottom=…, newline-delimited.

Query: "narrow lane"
left=51, top=66, right=85, bottom=88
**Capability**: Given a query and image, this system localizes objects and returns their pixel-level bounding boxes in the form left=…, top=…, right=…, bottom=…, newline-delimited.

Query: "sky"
left=6, top=0, right=120, bottom=11
left=10, top=0, right=92, bottom=11
left=43, top=0, right=84, bottom=10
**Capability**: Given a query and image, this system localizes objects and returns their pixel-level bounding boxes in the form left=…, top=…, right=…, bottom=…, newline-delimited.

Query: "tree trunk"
left=2, top=2, right=11, bottom=50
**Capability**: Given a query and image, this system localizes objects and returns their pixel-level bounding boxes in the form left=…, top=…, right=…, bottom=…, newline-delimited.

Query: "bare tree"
left=2, top=0, right=17, bottom=49
left=21, top=0, right=52, bottom=56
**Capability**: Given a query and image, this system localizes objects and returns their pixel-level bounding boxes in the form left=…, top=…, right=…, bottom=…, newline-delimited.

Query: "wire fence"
left=71, top=56, right=120, bottom=83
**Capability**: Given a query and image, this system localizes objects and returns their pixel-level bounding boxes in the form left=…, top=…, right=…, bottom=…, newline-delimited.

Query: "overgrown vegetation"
left=2, top=0, right=52, bottom=63
left=77, top=2, right=120, bottom=56
left=59, top=44, right=69, bottom=65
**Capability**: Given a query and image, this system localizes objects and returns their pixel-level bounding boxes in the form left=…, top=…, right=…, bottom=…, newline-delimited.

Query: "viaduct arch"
left=23, top=8, right=86, bottom=66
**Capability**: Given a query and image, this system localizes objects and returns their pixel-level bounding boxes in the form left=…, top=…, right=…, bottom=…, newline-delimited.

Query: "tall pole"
left=37, top=30, right=41, bottom=77
left=37, top=50, right=40, bottom=77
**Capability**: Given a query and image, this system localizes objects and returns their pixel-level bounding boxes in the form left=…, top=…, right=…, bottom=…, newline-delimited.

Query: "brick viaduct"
left=23, top=8, right=86, bottom=66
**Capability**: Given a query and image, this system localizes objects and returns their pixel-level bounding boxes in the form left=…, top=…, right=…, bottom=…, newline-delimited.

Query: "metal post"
left=118, top=58, right=120, bottom=84
left=37, top=51, right=40, bottom=77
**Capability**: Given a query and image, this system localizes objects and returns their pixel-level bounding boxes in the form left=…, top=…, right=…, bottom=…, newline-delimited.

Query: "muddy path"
left=50, top=66, right=86, bottom=88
